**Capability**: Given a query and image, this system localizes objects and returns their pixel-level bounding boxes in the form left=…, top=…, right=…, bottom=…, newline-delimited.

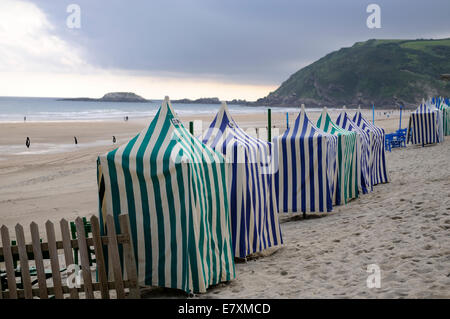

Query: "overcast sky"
left=1, top=0, right=449, bottom=100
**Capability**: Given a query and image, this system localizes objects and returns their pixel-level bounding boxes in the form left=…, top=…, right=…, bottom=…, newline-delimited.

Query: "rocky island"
left=171, top=97, right=252, bottom=105
left=60, top=92, right=150, bottom=103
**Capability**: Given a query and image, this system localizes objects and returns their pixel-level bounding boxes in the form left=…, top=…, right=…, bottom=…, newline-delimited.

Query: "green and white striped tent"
left=432, top=97, right=450, bottom=136
left=316, top=108, right=359, bottom=205
left=97, top=97, right=235, bottom=293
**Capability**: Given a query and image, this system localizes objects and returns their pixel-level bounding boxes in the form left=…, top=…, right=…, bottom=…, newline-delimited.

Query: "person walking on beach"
left=113, top=136, right=116, bottom=144
left=74, top=136, right=78, bottom=145
left=26, top=137, right=30, bottom=148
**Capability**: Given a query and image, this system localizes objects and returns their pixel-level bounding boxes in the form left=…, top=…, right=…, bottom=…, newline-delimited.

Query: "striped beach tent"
left=407, top=103, right=443, bottom=146
left=336, top=109, right=372, bottom=194
left=432, top=97, right=450, bottom=136
left=427, top=98, right=445, bottom=142
left=273, top=105, right=337, bottom=214
left=97, top=97, right=235, bottom=293
left=316, top=108, right=359, bottom=205
left=201, top=102, right=283, bottom=258
left=352, top=109, right=389, bottom=186
left=440, top=101, right=450, bottom=136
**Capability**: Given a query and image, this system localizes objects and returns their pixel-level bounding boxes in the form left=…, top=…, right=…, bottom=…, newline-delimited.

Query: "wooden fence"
left=0, top=214, right=139, bottom=299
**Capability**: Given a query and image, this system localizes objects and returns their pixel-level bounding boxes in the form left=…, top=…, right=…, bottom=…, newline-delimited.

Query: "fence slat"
left=1, top=225, right=18, bottom=299
left=0, top=235, right=129, bottom=257
left=45, top=221, right=64, bottom=299
left=105, top=215, right=125, bottom=299
left=119, top=214, right=140, bottom=299
left=15, top=224, right=33, bottom=299
left=90, top=216, right=109, bottom=299
left=1, top=278, right=135, bottom=299
left=60, top=219, right=79, bottom=299
left=75, top=217, right=94, bottom=299
left=30, top=222, right=48, bottom=299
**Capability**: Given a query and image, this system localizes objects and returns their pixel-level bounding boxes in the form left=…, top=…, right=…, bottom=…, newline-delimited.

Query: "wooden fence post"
left=119, top=214, right=140, bottom=299
left=75, top=217, right=94, bottom=299
left=15, top=224, right=33, bottom=299
left=45, top=221, right=64, bottom=299
left=90, top=215, right=109, bottom=299
left=60, top=219, right=79, bottom=299
left=1, top=226, right=17, bottom=299
left=105, top=215, right=125, bottom=299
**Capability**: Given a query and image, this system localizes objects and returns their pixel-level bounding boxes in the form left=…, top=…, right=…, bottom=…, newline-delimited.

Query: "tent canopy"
left=202, top=102, right=283, bottom=258
left=431, top=97, right=449, bottom=136
left=336, top=109, right=372, bottom=194
left=317, top=108, right=359, bottom=205
left=353, top=109, right=390, bottom=186
left=407, top=103, right=443, bottom=146
left=97, top=97, right=235, bottom=293
left=274, top=105, right=337, bottom=213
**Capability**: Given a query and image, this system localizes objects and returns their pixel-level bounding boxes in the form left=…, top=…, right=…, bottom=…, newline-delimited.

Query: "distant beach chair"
left=385, top=129, right=407, bottom=152
left=396, top=128, right=407, bottom=147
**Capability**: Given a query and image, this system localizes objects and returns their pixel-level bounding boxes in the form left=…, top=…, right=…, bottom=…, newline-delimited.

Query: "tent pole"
left=372, top=103, right=375, bottom=124
left=399, top=105, right=403, bottom=130
left=268, top=108, right=272, bottom=142
left=286, top=112, right=289, bottom=129
left=189, top=121, right=194, bottom=135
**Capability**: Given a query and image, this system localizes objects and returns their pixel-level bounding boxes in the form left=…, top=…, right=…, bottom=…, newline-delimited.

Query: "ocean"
left=0, top=96, right=306, bottom=122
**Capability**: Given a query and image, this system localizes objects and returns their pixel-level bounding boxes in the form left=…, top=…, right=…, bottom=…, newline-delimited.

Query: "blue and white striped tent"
left=273, top=105, right=338, bottom=213
left=202, top=102, right=283, bottom=258
left=353, top=110, right=389, bottom=186
left=97, top=97, right=235, bottom=293
left=336, top=109, right=372, bottom=194
left=432, top=97, right=450, bottom=136
left=407, top=103, right=443, bottom=146
left=427, top=98, right=445, bottom=141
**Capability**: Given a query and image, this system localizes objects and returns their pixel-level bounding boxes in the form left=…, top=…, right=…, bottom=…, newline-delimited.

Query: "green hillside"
left=256, top=39, right=450, bottom=108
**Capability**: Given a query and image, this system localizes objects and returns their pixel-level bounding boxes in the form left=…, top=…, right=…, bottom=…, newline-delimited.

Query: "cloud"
left=0, top=0, right=276, bottom=99
left=0, top=0, right=87, bottom=73
left=1, top=0, right=450, bottom=99
left=29, top=0, right=450, bottom=85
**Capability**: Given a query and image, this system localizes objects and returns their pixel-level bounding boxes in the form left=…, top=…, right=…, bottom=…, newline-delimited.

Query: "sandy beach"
left=0, top=108, right=406, bottom=232
left=197, top=140, right=450, bottom=299
left=3, top=108, right=449, bottom=299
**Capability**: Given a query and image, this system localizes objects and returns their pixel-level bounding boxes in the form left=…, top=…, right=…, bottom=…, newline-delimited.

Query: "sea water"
left=0, top=96, right=327, bottom=156
left=0, top=96, right=307, bottom=122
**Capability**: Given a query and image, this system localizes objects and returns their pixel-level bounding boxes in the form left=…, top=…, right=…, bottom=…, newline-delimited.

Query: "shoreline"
left=0, top=109, right=409, bottom=157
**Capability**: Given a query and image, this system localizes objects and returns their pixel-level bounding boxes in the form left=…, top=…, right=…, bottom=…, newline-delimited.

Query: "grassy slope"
left=261, top=39, right=450, bottom=108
